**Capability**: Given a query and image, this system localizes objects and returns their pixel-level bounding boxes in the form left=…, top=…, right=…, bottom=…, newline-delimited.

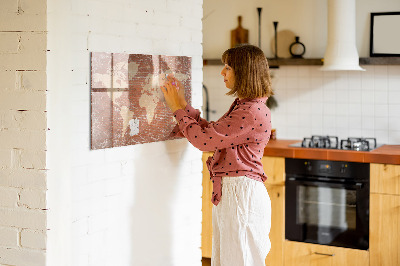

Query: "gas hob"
left=289, top=135, right=382, bottom=151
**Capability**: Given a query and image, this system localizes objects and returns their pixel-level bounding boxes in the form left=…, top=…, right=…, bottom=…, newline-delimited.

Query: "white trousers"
left=212, top=176, right=271, bottom=266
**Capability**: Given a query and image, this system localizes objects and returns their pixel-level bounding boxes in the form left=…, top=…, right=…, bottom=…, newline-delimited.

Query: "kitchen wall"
left=0, top=0, right=48, bottom=265
left=203, top=0, right=400, bottom=144
left=46, top=0, right=203, bottom=265
left=1, top=0, right=203, bottom=265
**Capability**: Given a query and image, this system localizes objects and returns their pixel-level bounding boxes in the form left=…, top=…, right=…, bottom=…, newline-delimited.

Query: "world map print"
left=90, top=52, right=192, bottom=149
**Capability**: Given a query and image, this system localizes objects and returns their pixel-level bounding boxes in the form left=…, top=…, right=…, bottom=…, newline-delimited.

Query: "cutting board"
left=231, top=16, right=249, bottom=48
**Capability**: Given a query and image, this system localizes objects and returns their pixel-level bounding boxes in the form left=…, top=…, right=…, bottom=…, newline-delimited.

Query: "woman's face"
left=220, top=64, right=235, bottom=89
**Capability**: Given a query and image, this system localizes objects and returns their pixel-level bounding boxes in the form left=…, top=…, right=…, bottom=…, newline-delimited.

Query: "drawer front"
left=284, top=241, right=369, bottom=266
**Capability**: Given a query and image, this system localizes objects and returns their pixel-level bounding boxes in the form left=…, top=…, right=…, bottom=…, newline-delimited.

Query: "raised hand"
left=161, top=75, right=185, bottom=113
left=168, top=74, right=187, bottom=108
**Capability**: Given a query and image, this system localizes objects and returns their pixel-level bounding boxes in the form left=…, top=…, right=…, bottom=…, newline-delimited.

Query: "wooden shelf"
left=268, top=58, right=322, bottom=67
left=203, top=57, right=400, bottom=67
left=203, top=58, right=323, bottom=67
left=359, top=57, right=400, bottom=65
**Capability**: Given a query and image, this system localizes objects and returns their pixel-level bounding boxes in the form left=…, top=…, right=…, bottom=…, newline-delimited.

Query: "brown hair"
left=221, top=44, right=273, bottom=99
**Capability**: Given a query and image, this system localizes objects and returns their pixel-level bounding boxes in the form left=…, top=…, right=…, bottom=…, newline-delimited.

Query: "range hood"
left=320, top=0, right=365, bottom=71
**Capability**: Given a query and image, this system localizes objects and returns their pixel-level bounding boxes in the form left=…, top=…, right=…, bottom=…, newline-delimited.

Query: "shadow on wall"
left=130, top=139, right=189, bottom=265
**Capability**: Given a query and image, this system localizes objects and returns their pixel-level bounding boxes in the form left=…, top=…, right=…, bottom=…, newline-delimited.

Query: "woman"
left=162, top=44, right=273, bottom=266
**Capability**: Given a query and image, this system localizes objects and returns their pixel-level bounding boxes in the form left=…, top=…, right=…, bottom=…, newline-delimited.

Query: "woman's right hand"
left=167, top=74, right=187, bottom=109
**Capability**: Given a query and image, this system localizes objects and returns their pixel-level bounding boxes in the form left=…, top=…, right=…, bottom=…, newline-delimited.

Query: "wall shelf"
left=203, top=58, right=323, bottom=67
left=203, top=57, right=400, bottom=67
left=359, top=57, right=400, bottom=65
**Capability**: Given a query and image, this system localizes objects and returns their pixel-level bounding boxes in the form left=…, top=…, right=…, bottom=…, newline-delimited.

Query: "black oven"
left=285, top=158, right=369, bottom=250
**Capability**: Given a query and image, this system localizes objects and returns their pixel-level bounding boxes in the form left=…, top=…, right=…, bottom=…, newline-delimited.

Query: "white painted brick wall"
left=0, top=169, right=47, bottom=190
left=0, top=227, right=19, bottom=247
left=0, top=187, right=19, bottom=208
left=19, top=189, right=47, bottom=209
left=21, top=229, right=47, bottom=250
left=47, top=1, right=203, bottom=266
left=0, top=0, right=48, bottom=265
left=0, top=247, right=46, bottom=266
left=0, top=208, right=46, bottom=230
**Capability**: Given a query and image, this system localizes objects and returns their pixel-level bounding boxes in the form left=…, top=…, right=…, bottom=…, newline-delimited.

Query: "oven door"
left=285, top=177, right=369, bottom=250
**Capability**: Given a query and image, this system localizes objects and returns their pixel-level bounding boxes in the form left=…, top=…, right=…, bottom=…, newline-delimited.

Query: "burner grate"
left=301, top=135, right=339, bottom=149
left=296, top=136, right=378, bottom=151
left=340, top=137, right=377, bottom=151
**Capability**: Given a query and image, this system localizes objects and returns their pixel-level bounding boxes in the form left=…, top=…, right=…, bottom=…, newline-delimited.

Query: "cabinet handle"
left=314, top=252, right=335, bottom=257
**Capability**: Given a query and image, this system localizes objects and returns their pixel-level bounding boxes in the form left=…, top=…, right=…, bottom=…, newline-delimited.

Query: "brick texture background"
left=46, top=0, right=203, bottom=266
left=0, top=0, right=48, bottom=265
left=1, top=0, right=203, bottom=265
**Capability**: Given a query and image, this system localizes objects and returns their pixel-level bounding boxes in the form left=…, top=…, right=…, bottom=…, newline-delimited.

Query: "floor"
left=202, top=257, right=211, bottom=266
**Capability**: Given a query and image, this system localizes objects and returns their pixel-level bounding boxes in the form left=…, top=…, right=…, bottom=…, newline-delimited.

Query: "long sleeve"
left=171, top=104, right=210, bottom=137
left=183, top=104, right=210, bottom=129
left=173, top=105, right=257, bottom=152
left=173, top=97, right=271, bottom=206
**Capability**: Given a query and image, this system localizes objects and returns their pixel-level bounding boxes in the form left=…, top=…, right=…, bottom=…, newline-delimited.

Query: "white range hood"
left=320, top=0, right=365, bottom=71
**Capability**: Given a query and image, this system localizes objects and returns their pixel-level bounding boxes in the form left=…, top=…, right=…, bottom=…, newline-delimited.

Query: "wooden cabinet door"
left=264, top=184, right=284, bottom=266
left=284, top=241, right=369, bottom=266
left=370, top=163, right=400, bottom=195
left=370, top=193, right=400, bottom=266
left=201, top=152, right=213, bottom=258
left=262, top=156, right=285, bottom=186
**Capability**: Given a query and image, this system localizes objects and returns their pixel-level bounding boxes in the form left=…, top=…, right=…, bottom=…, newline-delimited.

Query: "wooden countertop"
left=263, top=139, right=400, bottom=165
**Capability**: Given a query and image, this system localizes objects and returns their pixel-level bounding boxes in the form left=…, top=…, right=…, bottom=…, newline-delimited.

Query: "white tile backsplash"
left=388, top=91, right=400, bottom=104
left=204, top=65, right=400, bottom=144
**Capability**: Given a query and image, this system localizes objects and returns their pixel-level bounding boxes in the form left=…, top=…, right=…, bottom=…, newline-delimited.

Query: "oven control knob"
left=340, top=164, right=347, bottom=174
left=304, top=161, right=312, bottom=171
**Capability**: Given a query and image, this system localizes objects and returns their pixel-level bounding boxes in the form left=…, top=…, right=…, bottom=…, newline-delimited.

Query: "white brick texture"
left=0, top=0, right=47, bottom=264
left=46, top=0, right=203, bottom=265
left=0, top=247, right=46, bottom=266
left=21, top=229, right=47, bottom=250
left=0, top=187, right=19, bottom=208
left=19, top=189, right=47, bottom=209
left=0, top=227, right=19, bottom=247
left=0, top=169, right=47, bottom=189
left=0, top=208, right=46, bottom=230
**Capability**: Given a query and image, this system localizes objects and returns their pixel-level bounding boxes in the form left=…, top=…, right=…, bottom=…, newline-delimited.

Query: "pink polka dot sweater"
left=172, top=97, right=271, bottom=206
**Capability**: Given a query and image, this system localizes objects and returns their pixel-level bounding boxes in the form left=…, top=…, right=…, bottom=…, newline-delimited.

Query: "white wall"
left=203, top=0, right=400, bottom=58
left=0, top=0, right=48, bottom=265
left=47, top=0, right=203, bottom=266
left=203, top=0, right=400, bottom=145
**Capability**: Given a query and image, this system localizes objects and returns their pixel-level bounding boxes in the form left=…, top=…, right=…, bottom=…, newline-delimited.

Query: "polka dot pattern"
left=172, top=97, right=272, bottom=206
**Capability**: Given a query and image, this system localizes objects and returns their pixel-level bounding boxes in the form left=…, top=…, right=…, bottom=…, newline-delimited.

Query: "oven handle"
left=286, top=177, right=364, bottom=189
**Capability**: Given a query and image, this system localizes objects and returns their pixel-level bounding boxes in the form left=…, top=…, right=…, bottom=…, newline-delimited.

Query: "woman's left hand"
left=161, top=77, right=184, bottom=113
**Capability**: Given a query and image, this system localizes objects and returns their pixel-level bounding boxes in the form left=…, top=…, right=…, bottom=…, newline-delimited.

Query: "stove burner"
left=301, top=135, right=339, bottom=149
left=295, top=136, right=378, bottom=151
left=340, top=137, right=377, bottom=151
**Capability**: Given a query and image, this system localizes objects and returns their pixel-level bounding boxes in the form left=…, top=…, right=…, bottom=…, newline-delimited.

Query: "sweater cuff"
left=184, top=104, right=198, bottom=118
left=173, top=108, right=187, bottom=122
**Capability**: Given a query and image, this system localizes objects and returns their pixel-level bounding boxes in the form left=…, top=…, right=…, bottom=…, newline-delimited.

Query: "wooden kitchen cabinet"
left=370, top=193, right=400, bottom=266
left=261, top=156, right=285, bottom=186
left=370, top=163, right=400, bottom=195
left=201, top=152, right=213, bottom=258
left=201, top=154, right=286, bottom=266
left=262, top=156, right=285, bottom=266
left=264, top=184, right=285, bottom=266
left=370, top=163, right=400, bottom=266
left=284, top=241, right=369, bottom=266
